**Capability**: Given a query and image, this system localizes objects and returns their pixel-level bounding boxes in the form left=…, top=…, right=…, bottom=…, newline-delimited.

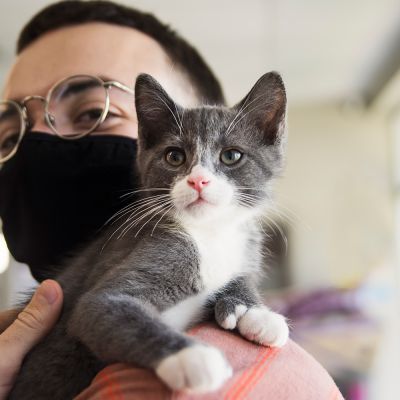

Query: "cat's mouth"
left=186, top=193, right=216, bottom=209
left=187, top=198, right=209, bottom=208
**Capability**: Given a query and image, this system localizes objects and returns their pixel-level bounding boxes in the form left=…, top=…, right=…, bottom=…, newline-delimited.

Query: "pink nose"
left=187, top=176, right=210, bottom=192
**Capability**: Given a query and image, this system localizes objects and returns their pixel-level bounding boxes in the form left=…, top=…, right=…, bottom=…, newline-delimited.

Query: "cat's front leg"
left=214, top=277, right=289, bottom=347
left=68, top=291, right=232, bottom=394
left=214, top=276, right=260, bottom=330
left=214, top=295, right=250, bottom=330
left=156, top=344, right=232, bottom=393
left=237, top=306, right=289, bottom=348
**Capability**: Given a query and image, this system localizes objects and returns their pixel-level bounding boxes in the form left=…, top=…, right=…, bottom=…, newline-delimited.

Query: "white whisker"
left=263, top=215, right=288, bottom=256
left=150, top=205, right=174, bottom=236
left=155, top=94, right=183, bottom=136
left=101, top=198, right=172, bottom=250
left=119, top=187, right=170, bottom=199
left=119, top=201, right=173, bottom=239
left=226, top=102, right=267, bottom=137
left=105, top=194, right=170, bottom=225
left=225, top=93, right=266, bottom=136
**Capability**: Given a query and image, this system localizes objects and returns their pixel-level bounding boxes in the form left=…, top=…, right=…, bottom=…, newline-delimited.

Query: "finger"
left=0, top=280, right=63, bottom=399
left=0, top=279, right=63, bottom=361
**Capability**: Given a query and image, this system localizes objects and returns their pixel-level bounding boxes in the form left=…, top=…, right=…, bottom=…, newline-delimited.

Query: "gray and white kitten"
left=8, top=72, right=289, bottom=399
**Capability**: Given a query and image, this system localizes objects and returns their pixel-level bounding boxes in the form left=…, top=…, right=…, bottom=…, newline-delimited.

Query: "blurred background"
left=0, top=1, right=399, bottom=399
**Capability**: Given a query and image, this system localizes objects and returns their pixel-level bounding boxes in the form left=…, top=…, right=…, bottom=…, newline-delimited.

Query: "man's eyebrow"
left=54, top=78, right=104, bottom=100
left=4, top=75, right=122, bottom=103
left=47, top=75, right=125, bottom=100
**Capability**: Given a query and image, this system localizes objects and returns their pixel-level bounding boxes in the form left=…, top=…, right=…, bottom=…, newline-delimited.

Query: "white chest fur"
left=187, top=223, right=249, bottom=291
left=160, top=221, right=251, bottom=331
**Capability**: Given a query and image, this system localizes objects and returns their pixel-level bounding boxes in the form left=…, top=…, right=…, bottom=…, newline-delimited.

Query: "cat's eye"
left=165, top=148, right=186, bottom=166
left=220, top=148, right=243, bottom=165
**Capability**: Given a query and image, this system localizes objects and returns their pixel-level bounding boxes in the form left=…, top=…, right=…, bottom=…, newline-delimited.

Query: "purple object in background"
left=265, top=286, right=379, bottom=400
left=347, top=381, right=367, bottom=400
left=278, top=287, right=361, bottom=319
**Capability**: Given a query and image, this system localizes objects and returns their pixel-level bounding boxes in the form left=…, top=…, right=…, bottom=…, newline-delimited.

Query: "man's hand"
left=0, top=279, right=63, bottom=399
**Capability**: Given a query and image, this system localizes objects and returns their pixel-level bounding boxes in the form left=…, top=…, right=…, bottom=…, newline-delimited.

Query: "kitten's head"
left=134, top=72, right=287, bottom=225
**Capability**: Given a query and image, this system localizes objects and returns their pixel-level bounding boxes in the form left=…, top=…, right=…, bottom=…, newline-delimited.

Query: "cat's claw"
left=237, top=306, right=289, bottom=347
left=156, top=345, right=232, bottom=393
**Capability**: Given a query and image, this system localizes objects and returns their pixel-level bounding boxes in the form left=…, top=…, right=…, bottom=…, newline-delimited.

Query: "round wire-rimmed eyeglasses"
left=0, top=74, right=135, bottom=163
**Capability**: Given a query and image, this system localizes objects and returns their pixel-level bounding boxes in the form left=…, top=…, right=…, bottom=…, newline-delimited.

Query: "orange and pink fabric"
left=75, top=323, right=344, bottom=400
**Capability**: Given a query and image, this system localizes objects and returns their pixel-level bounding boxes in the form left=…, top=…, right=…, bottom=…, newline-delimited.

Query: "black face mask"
left=0, top=132, right=139, bottom=282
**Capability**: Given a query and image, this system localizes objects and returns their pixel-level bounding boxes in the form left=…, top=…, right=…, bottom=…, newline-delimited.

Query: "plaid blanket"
left=75, top=323, right=344, bottom=400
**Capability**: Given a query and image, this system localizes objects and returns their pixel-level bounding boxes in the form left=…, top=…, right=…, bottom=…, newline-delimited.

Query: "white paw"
left=237, top=307, right=289, bottom=347
left=220, top=304, right=248, bottom=330
left=155, top=345, right=232, bottom=393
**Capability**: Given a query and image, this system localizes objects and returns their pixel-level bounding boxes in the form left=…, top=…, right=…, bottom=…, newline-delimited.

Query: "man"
left=0, top=2, right=343, bottom=398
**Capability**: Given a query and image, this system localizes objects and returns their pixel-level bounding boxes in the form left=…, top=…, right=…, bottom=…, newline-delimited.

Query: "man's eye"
left=74, top=108, right=104, bottom=124
left=72, top=108, right=122, bottom=132
left=0, top=133, right=19, bottom=152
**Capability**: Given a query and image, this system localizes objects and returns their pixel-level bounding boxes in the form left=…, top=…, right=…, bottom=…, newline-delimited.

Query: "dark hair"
left=17, top=0, right=224, bottom=104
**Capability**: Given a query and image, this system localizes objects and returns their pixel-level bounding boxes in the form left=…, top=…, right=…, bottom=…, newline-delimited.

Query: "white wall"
left=275, top=104, right=395, bottom=287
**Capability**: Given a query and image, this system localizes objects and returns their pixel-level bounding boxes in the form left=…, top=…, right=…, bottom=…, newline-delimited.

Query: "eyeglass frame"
left=0, top=74, right=136, bottom=163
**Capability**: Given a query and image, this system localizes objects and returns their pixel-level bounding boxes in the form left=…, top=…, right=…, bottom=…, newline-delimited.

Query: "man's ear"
left=232, top=72, right=286, bottom=145
left=135, top=73, right=183, bottom=148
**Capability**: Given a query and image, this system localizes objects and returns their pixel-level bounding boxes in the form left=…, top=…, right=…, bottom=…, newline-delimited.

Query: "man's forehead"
left=3, top=22, right=198, bottom=106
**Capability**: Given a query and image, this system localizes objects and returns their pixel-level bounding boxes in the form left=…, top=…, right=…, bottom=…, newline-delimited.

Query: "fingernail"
left=36, top=280, right=58, bottom=305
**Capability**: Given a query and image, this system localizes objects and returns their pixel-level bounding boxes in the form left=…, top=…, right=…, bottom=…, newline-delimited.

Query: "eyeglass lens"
left=46, top=75, right=108, bottom=138
left=0, top=101, right=23, bottom=162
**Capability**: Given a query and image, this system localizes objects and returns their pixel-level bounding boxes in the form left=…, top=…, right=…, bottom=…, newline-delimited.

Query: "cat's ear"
left=233, top=72, right=286, bottom=145
left=135, top=74, right=181, bottom=147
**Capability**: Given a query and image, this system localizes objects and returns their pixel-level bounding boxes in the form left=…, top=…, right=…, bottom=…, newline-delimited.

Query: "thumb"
left=0, top=279, right=63, bottom=362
